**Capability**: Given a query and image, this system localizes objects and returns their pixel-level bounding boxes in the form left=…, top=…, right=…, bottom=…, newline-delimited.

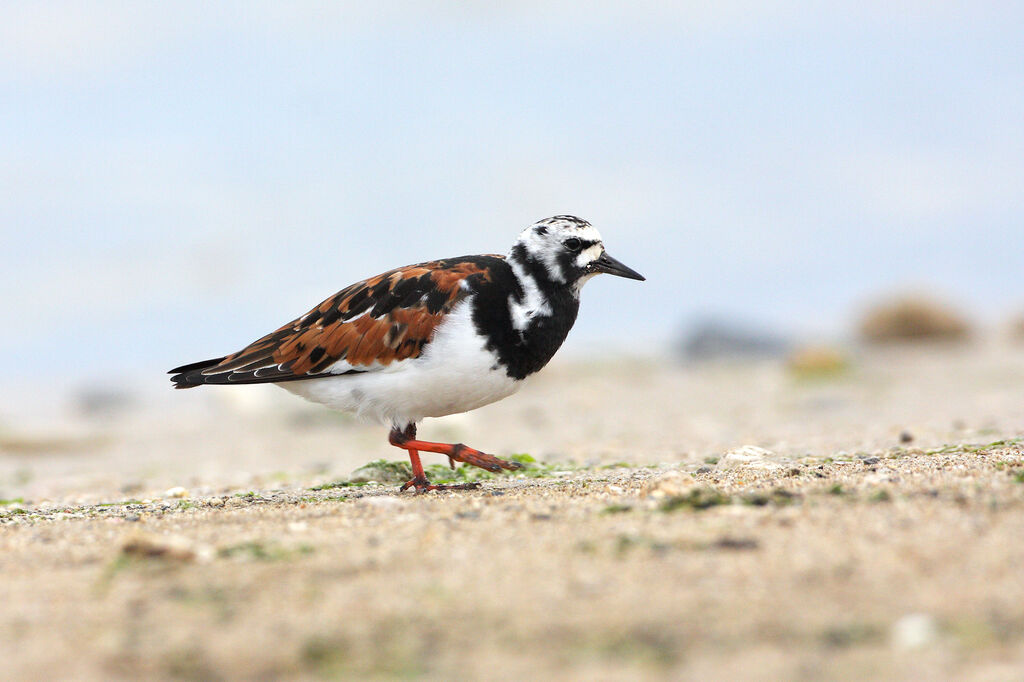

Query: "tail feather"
left=169, top=357, right=226, bottom=389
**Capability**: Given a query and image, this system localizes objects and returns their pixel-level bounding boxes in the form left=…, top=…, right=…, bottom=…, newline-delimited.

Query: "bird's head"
left=510, top=215, right=645, bottom=292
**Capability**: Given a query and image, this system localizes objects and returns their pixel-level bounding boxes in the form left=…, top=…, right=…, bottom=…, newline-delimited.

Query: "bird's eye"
left=564, top=238, right=582, bottom=251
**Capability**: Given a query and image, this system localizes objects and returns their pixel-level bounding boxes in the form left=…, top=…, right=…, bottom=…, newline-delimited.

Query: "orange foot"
left=388, top=424, right=523, bottom=492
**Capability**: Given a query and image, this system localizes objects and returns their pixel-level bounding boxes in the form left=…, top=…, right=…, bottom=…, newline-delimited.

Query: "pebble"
left=360, top=496, right=406, bottom=511
left=121, top=532, right=210, bottom=563
left=713, top=536, right=760, bottom=551
left=642, top=471, right=696, bottom=499
left=206, top=497, right=225, bottom=508
left=716, top=446, right=783, bottom=472
left=891, top=613, right=938, bottom=650
left=164, top=487, right=189, bottom=499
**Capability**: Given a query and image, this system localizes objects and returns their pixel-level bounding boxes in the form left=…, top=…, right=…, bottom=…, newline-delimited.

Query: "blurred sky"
left=2, top=1, right=1023, bottom=384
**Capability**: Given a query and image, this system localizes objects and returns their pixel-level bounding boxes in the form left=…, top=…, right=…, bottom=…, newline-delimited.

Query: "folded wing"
left=169, top=257, right=499, bottom=388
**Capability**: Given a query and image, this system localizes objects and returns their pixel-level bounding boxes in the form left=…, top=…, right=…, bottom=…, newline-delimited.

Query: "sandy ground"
left=2, top=344, right=1024, bottom=680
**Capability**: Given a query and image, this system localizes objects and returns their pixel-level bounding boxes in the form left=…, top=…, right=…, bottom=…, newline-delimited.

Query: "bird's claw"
left=400, top=477, right=479, bottom=493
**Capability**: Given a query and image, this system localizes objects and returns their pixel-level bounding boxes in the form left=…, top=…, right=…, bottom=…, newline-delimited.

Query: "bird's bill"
left=592, top=252, right=645, bottom=281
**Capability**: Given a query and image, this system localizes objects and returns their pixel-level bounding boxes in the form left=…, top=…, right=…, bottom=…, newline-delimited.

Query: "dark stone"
left=713, top=537, right=759, bottom=551
left=678, top=319, right=789, bottom=361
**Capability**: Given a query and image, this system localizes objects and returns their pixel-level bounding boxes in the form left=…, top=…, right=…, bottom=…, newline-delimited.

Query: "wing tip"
left=168, top=357, right=225, bottom=388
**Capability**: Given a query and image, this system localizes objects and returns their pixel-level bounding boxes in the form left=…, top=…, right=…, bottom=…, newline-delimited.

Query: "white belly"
left=279, top=300, right=521, bottom=426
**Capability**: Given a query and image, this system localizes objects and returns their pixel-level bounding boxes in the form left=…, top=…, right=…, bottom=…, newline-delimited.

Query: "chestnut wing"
left=169, top=257, right=499, bottom=387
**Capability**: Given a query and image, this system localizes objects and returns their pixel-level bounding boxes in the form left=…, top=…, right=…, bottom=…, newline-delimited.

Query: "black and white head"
left=509, top=215, right=645, bottom=295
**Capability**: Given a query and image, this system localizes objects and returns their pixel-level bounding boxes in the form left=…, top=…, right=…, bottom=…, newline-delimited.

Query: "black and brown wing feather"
left=169, top=256, right=501, bottom=388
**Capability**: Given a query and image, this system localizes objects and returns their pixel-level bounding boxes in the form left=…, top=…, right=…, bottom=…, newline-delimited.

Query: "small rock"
left=121, top=532, right=208, bottom=562
left=205, top=497, right=225, bottom=508
left=605, top=485, right=625, bottom=495
left=899, top=431, right=914, bottom=444
left=348, top=460, right=412, bottom=484
left=678, top=320, right=788, bottom=361
left=891, top=613, right=938, bottom=650
left=862, top=457, right=880, bottom=466
left=860, top=295, right=970, bottom=344
left=164, top=486, right=189, bottom=499
left=695, top=466, right=714, bottom=474
left=660, top=487, right=730, bottom=511
left=716, top=446, right=782, bottom=472
left=712, top=536, right=760, bottom=551
left=360, top=496, right=406, bottom=511
left=642, top=471, right=697, bottom=499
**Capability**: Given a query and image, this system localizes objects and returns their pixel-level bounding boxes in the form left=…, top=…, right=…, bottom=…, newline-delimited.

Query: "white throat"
left=572, top=272, right=599, bottom=296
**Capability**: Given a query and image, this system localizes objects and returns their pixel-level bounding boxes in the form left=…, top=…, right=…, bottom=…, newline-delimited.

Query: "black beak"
left=592, top=251, right=645, bottom=281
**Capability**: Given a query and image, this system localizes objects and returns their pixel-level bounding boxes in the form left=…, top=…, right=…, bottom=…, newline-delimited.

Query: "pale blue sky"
left=2, top=2, right=1022, bottom=383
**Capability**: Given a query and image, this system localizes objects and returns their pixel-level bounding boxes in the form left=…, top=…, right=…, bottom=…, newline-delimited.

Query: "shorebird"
left=170, top=215, right=644, bottom=491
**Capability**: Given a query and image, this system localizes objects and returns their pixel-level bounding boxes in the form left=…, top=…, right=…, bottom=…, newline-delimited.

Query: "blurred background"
left=2, top=2, right=1024, bottom=497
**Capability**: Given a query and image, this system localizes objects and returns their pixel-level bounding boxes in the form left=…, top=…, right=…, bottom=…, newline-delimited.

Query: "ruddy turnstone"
left=170, top=215, right=644, bottom=491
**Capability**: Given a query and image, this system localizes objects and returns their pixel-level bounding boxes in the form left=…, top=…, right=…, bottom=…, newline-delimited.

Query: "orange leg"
left=389, top=424, right=522, bottom=492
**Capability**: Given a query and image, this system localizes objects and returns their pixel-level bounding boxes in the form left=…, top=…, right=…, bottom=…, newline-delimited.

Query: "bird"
left=169, top=215, right=645, bottom=491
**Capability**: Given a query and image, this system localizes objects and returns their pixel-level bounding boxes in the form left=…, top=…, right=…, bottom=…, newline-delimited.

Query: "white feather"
left=575, top=243, right=603, bottom=268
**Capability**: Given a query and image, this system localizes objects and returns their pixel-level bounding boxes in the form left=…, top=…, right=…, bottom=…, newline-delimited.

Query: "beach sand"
left=2, top=344, right=1023, bottom=680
